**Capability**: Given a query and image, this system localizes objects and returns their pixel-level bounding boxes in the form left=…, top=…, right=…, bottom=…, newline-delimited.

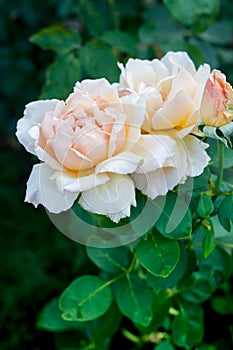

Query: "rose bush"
left=118, top=51, right=211, bottom=198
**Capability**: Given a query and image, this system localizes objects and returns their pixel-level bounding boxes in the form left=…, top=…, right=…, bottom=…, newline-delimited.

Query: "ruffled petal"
left=193, top=64, right=211, bottom=106
left=16, top=100, right=60, bottom=155
left=131, top=134, right=176, bottom=173
left=161, top=51, right=196, bottom=76
left=79, top=173, right=136, bottom=223
left=60, top=173, right=110, bottom=192
left=25, top=163, right=78, bottom=213
left=132, top=138, right=188, bottom=199
left=183, top=135, right=210, bottom=177
left=75, top=78, right=118, bottom=102
left=120, top=93, right=146, bottom=150
left=152, top=90, right=195, bottom=130
left=95, top=151, right=142, bottom=174
left=35, top=145, right=61, bottom=170
left=118, top=58, right=168, bottom=91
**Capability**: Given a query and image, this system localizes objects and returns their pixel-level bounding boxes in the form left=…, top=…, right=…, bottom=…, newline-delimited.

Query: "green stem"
left=215, top=140, right=224, bottom=195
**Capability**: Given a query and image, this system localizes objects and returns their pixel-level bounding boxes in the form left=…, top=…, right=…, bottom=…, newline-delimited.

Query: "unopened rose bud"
left=200, top=69, right=233, bottom=127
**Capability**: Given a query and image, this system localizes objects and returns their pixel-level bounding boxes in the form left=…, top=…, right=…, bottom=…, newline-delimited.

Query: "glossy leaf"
left=37, top=298, right=82, bottom=332
left=172, top=302, right=204, bottom=348
left=218, top=194, right=233, bottom=231
left=147, top=242, right=187, bottom=291
left=136, top=231, right=180, bottom=277
left=179, top=272, right=213, bottom=303
left=155, top=192, right=192, bottom=239
left=86, top=246, right=131, bottom=274
left=114, top=273, right=153, bottom=327
left=155, top=339, right=175, bottom=350
left=84, top=303, right=122, bottom=348
left=137, top=291, right=172, bottom=334
left=197, top=194, right=214, bottom=218
left=202, top=223, right=215, bottom=258
left=59, top=275, right=113, bottom=322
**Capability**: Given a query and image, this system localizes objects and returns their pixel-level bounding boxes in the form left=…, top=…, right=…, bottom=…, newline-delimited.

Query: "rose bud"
left=200, top=69, right=233, bottom=127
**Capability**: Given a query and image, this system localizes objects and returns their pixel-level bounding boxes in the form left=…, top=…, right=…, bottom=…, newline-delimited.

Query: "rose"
left=16, top=78, right=174, bottom=223
left=200, top=69, right=233, bottom=127
left=118, top=51, right=211, bottom=198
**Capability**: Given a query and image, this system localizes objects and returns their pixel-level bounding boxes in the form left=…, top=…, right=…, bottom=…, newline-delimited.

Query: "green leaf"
left=193, top=227, right=233, bottom=288
left=86, top=246, right=131, bottom=274
left=163, top=0, right=220, bottom=32
left=114, top=273, right=153, bottom=326
left=84, top=303, right=122, bottom=348
left=155, top=339, right=175, bottom=350
left=202, top=223, right=215, bottom=259
left=197, top=194, right=214, bottom=218
left=155, top=192, right=192, bottom=239
left=137, top=291, right=172, bottom=334
left=199, top=20, right=233, bottom=45
left=147, top=242, right=187, bottom=291
left=218, top=194, right=233, bottom=231
left=193, top=166, right=211, bottom=194
left=59, top=275, right=113, bottom=322
left=40, top=53, right=81, bottom=99
left=211, top=295, right=233, bottom=315
left=79, top=42, right=119, bottom=82
left=37, top=298, right=82, bottom=332
left=141, top=5, right=183, bottom=45
left=100, top=30, right=137, bottom=55
left=172, top=302, right=204, bottom=349
left=207, top=138, right=233, bottom=168
left=30, top=25, right=81, bottom=54
left=179, top=272, right=213, bottom=303
left=136, top=231, right=180, bottom=278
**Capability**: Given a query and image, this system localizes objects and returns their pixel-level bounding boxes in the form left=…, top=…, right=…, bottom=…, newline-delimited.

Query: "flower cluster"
left=16, top=51, right=221, bottom=222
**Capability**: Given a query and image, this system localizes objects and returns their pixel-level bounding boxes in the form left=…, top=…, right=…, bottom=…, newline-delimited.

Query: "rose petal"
left=61, top=173, right=110, bottom=192
left=16, top=100, right=60, bottom=155
left=152, top=90, right=195, bottom=130
left=118, top=58, right=168, bottom=91
left=95, top=151, right=142, bottom=174
left=161, top=51, right=196, bottom=76
left=183, top=135, right=210, bottom=177
left=75, top=78, right=118, bottom=102
left=131, top=134, right=176, bottom=173
left=132, top=138, right=188, bottom=199
left=25, top=163, right=77, bottom=213
left=193, top=63, right=211, bottom=106
left=167, top=67, right=198, bottom=100
left=79, top=173, right=136, bottom=223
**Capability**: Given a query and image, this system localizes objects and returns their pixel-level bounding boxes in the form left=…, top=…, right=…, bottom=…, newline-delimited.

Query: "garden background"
left=1, top=0, right=233, bottom=349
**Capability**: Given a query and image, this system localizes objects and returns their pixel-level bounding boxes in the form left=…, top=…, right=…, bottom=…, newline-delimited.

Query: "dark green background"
left=1, top=0, right=233, bottom=349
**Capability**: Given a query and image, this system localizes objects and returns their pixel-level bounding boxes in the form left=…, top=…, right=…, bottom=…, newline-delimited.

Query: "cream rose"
left=16, top=78, right=175, bottom=222
left=118, top=51, right=211, bottom=198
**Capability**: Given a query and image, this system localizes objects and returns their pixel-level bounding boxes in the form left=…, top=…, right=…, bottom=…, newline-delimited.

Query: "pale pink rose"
left=16, top=78, right=174, bottom=222
left=200, top=69, right=233, bottom=127
left=118, top=52, right=211, bottom=198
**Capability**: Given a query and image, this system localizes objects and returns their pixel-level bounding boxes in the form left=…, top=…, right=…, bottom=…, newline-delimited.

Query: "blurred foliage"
left=1, top=0, right=233, bottom=349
